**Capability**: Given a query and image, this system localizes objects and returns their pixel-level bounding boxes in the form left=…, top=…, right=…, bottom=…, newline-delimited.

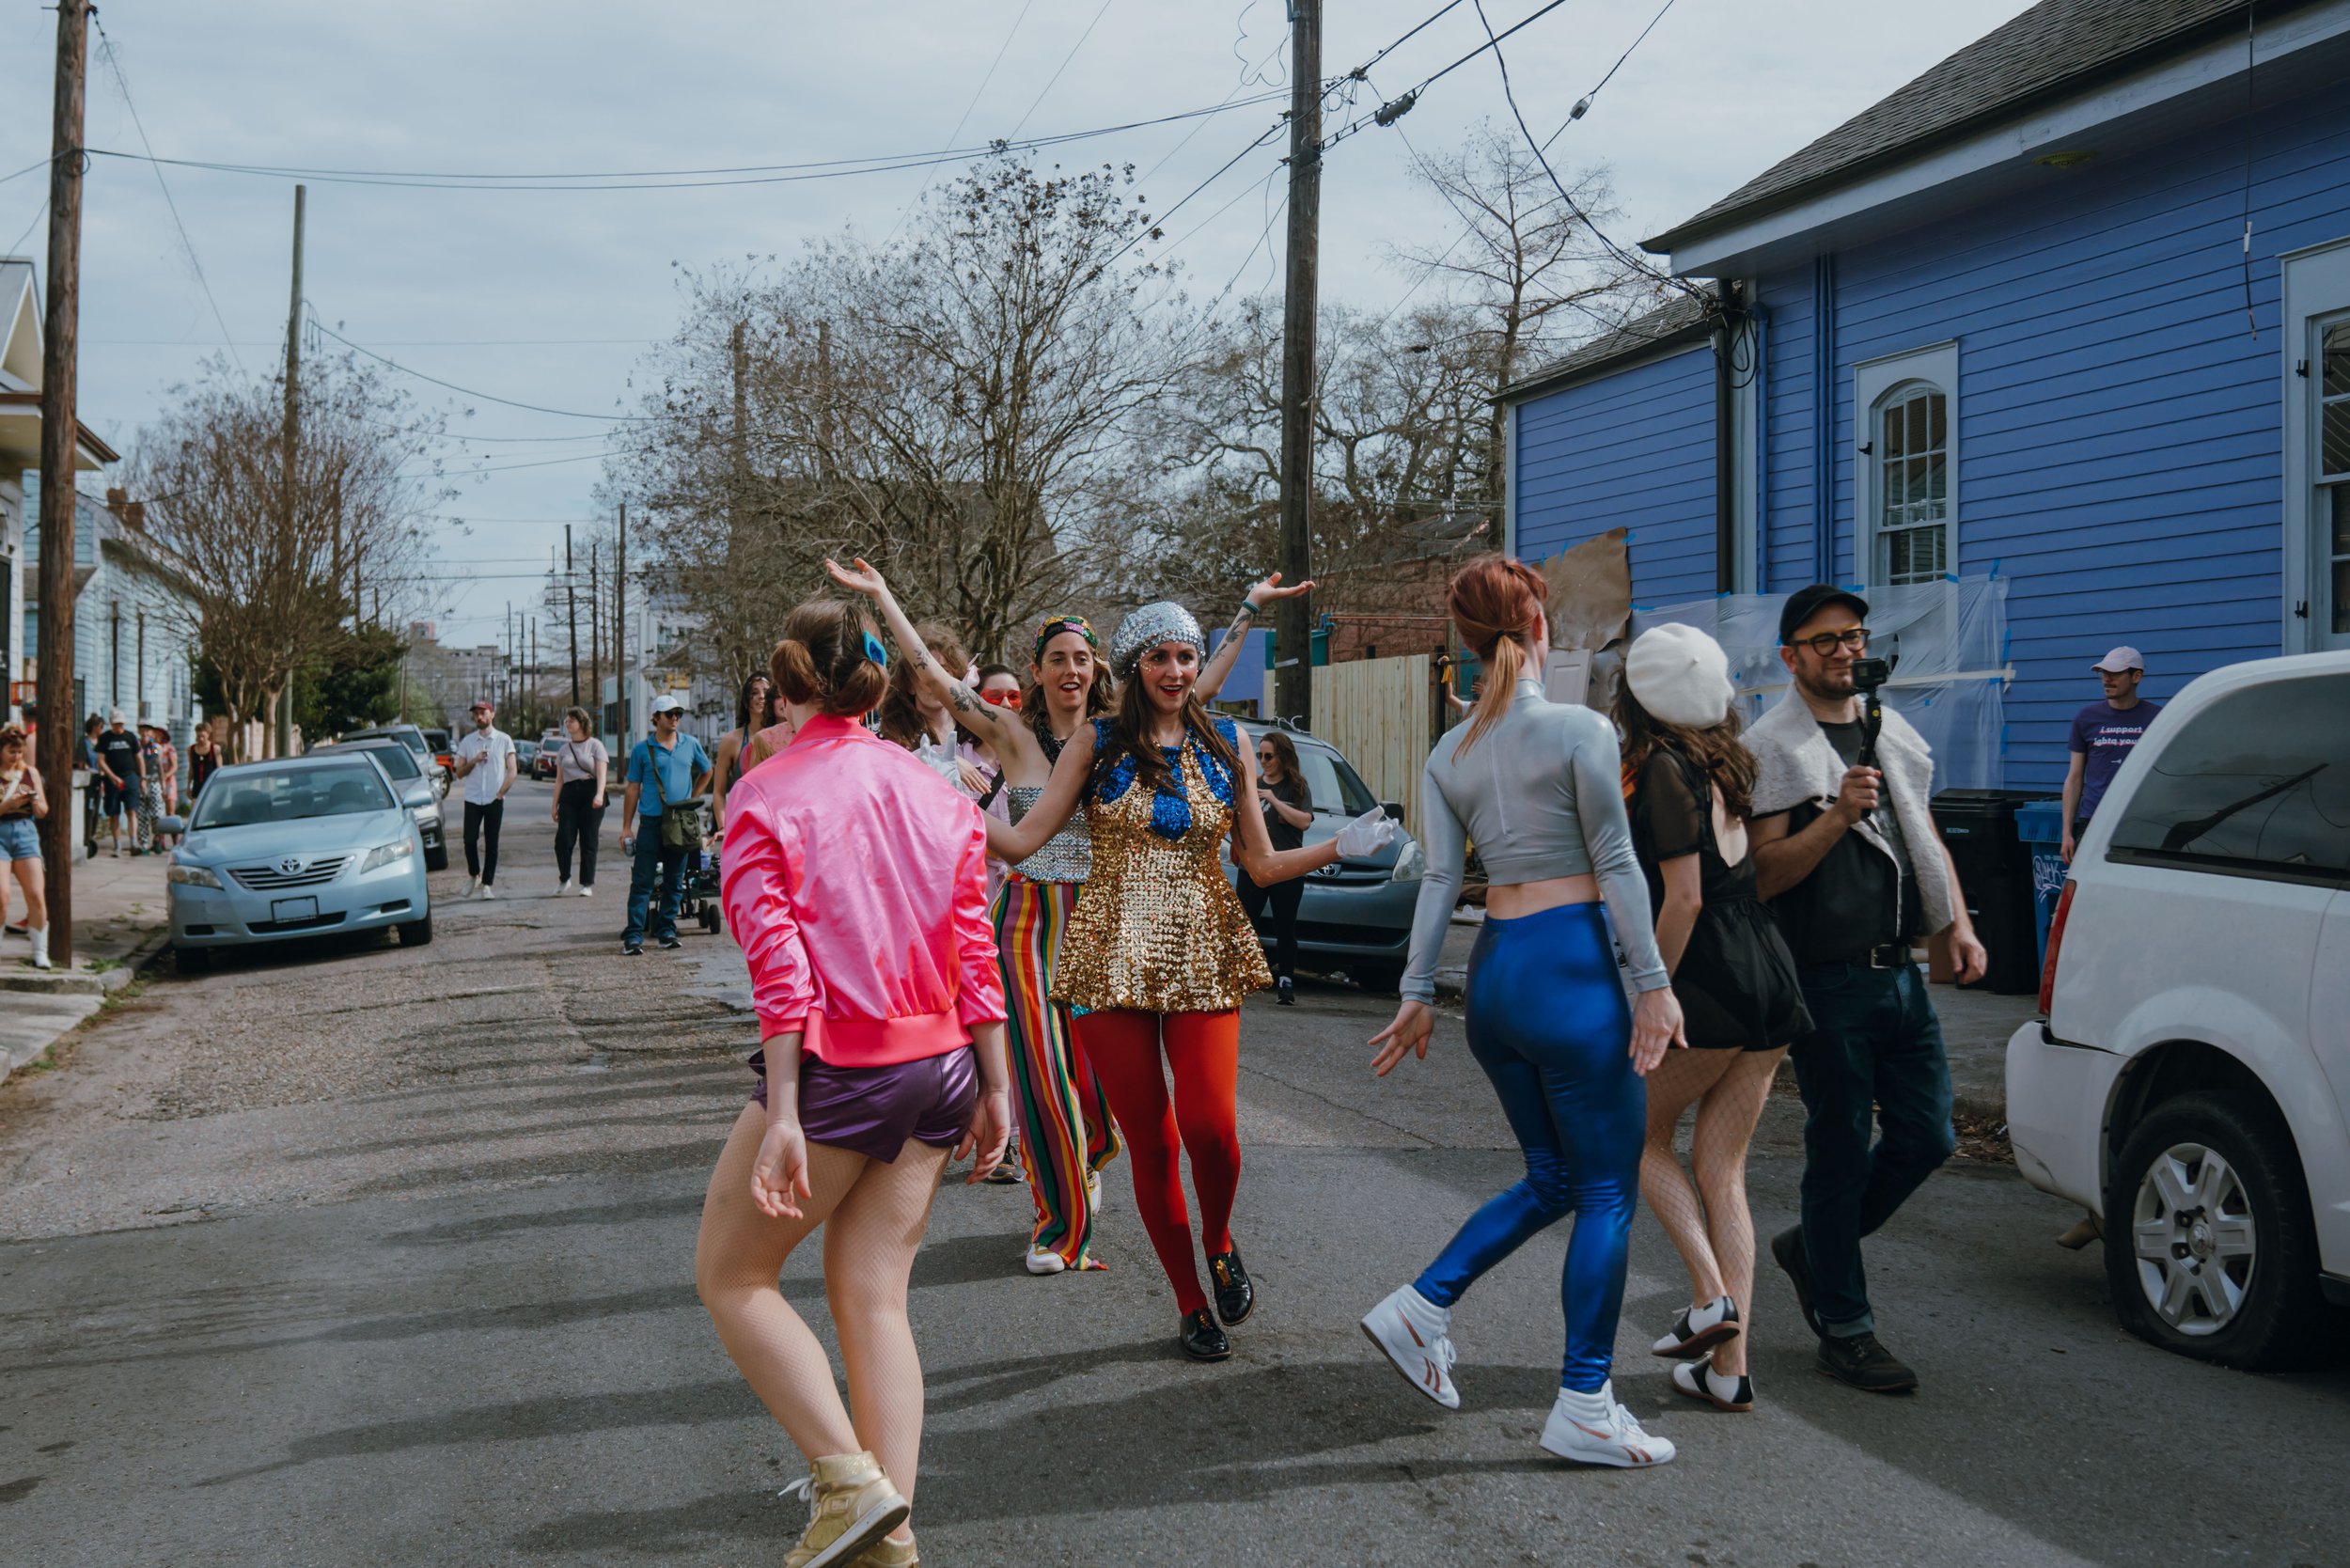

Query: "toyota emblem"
left=279, top=855, right=306, bottom=876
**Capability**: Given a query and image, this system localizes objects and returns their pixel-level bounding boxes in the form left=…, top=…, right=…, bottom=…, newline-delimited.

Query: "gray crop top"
left=1401, top=678, right=1669, bottom=1003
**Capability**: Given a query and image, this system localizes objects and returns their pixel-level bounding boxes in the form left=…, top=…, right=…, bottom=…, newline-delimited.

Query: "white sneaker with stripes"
left=1360, top=1284, right=1460, bottom=1410
left=1539, top=1381, right=1675, bottom=1468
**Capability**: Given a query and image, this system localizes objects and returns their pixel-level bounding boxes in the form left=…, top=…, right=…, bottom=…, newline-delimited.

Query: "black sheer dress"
left=1628, top=746, right=1811, bottom=1051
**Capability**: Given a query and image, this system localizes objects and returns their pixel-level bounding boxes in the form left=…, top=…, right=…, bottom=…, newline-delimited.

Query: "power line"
left=90, top=16, right=248, bottom=378
left=315, top=320, right=652, bottom=422
left=878, top=0, right=1038, bottom=248
left=79, top=93, right=1288, bottom=194
left=1007, top=0, right=1117, bottom=140
left=0, top=155, right=51, bottom=190
left=1318, top=0, right=1575, bottom=156
left=1102, top=114, right=1291, bottom=274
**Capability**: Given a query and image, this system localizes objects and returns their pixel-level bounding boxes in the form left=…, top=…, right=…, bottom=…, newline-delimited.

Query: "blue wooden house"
left=1501, top=0, right=2350, bottom=788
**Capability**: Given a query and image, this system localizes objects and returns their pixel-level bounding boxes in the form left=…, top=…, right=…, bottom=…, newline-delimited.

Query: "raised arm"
left=826, top=557, right=1025, bottom=753
left=982, top=721, right=1094, bottom=865
left=1197, top=572, right=1312, bottom=703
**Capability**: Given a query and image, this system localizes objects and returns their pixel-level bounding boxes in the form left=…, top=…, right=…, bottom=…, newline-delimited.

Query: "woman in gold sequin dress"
left=988, top=602, right=1399, bottom=1361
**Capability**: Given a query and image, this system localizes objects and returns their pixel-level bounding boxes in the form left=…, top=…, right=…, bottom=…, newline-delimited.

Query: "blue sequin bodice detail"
left=1090, top=717, right=1238, bottom=841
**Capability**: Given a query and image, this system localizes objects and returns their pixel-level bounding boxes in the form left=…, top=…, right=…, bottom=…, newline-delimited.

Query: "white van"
left=2006, top=651, right=2349, bottom=1369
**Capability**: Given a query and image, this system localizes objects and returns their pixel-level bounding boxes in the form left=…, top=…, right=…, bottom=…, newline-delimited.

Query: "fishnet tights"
left=696, top=1104, right=948, bottom=1544
left=1637, top=1046, right=1786, bottom=1376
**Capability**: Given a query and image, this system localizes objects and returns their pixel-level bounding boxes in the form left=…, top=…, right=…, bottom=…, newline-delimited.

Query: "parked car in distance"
left=514, top=739, right=540, bottom=779
left=344, top=723, right=449, bottom=801
left=312, top=737, right=447, bottom=871
left=2006, top=650, right=2350, bottom=1371
left=533, top=730, right=563, bottom=780
left=160, top=753, right=433, bottom=968
left=420, top=728, right=453, bottom=774
left=1221, top=720, right=1422, bottom=994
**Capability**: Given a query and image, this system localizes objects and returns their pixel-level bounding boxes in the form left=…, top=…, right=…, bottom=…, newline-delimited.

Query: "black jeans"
left=462, top=798, right=504, bottom=883
left=555, top=780, right=604, bottom=886
left=1788, top=962, right=1956, bottom=1338
left=624, top=821, right=687, bottom=945
left=1237, top=871, right=1304, bottom=980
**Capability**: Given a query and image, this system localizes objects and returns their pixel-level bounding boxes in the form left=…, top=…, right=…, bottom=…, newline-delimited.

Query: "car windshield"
left=336, top=745, right=419, bottom=780
left=1248, top=731, right=1378, bottom=815
left=191, top=764, right=395, bottom=829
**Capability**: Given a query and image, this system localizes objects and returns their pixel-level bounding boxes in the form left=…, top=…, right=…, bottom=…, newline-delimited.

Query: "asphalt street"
left=2, top=785, right=2343, bottom=1568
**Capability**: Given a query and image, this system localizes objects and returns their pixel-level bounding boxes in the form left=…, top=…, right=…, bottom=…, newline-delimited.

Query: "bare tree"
left=129, top=358, right=441, bottom=757
left=1388, top=124, right=1669, bottom=503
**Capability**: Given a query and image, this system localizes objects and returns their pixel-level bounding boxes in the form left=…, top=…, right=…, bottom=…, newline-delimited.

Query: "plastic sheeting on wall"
left=1630, top=575, right=2012, bottom=791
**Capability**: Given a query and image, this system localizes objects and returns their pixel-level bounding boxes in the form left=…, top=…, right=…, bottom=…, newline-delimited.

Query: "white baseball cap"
left=1624, top=623, right=1735, bottom=728
left=2091, top=646, right=2144, bottom=673
left=649, top=694, right=686, bottom=716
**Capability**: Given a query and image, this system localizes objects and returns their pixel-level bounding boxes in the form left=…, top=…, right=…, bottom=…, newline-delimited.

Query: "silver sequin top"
left=1007, top=785, right=1090, bottom=883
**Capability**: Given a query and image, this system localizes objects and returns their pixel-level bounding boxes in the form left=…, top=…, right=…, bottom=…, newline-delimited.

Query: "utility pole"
left=528, top=616, right=538, bottom=733
left=34, top=0, right=88, bottom=965
left=1275, top=0, right=1324, bottom=729
left=616, top=503, right=628, bottom=748
left=274, top=184, right=305, bottom=760
left=565, top=524, right=580, bottom=705
left=588, top=540, right=602, bottom=733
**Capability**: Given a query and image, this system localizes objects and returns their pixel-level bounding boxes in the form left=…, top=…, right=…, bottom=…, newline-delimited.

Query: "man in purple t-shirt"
left=2061, top=646, right=2161, bottom=863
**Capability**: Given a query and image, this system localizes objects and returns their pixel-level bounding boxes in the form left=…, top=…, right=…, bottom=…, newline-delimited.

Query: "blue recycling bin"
left=2014, top=798, right=2068, bottom=976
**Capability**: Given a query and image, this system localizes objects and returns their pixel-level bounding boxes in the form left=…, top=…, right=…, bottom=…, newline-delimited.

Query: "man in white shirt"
left=449, top=698, right=517, bottom=899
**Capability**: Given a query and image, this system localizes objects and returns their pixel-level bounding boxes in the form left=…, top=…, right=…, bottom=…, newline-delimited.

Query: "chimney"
left=105, top=486, right=128, bottom=512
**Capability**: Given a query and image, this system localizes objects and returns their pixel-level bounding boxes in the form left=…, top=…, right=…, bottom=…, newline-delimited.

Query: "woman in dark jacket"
left=1237, top=729, right=1313, bottom=1005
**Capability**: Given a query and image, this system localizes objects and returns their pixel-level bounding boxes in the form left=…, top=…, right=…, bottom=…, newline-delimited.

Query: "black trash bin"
left=1928, top=789, right=2049, bottom=996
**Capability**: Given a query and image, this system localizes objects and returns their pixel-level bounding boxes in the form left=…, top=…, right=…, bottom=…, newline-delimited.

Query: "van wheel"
left=1351, top=961, right=1405, bottom=996
left=2103, top=1091, right=2325, bottom=1371
left=425, top=844, right=447, bottom=873
left=398, top=911, right=434, bottom=948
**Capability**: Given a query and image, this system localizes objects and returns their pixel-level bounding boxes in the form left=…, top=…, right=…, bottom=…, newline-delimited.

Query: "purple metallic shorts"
left=748, top=1044, right=978, bottom=1164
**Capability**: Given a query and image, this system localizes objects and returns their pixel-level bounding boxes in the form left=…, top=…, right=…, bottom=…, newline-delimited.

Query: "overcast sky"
left=0, top=0, right=2038, bottom=646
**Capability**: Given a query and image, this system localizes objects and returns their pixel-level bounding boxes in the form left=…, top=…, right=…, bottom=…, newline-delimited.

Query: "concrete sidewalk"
left=0, top=848, right=174, bottom=1084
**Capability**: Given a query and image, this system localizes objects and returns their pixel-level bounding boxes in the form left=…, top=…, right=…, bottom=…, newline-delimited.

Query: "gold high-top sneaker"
left=780, top=1450, right=908, bottom=1568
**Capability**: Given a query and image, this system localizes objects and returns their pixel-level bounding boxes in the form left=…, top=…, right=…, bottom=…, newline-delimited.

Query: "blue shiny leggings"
left=1413, top=901, right=1643, bottom=1393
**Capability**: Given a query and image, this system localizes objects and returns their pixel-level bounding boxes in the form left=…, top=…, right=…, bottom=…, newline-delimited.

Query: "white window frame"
left=1853, top=341, right=1959, bottom=590
left=2281, top=235, right=2350, bottom=653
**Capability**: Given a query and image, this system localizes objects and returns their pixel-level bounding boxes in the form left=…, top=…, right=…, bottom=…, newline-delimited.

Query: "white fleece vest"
left=1747, top=693, right=1955, bottom=938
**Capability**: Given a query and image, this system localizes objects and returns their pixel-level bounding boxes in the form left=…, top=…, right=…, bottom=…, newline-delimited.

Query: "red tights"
left=1073, top=1009, right=1241, bottom=1316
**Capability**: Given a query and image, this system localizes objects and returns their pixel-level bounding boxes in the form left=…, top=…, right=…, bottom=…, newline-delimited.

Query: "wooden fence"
left=1311, top=653, right=1435, bottom=842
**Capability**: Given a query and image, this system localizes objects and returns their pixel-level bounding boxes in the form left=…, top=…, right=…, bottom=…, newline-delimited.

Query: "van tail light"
left=2038, top=879, right=2078, bottom=1017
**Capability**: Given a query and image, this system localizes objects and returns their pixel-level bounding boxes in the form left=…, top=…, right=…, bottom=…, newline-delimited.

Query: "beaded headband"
left=1032, top=615, right=1100, bottom=666
left=1108, top=602, right=1205, bottom=674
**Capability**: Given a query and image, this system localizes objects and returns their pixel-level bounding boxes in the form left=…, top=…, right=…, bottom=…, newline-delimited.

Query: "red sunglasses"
left=979, top=688, right=1020, bottom=707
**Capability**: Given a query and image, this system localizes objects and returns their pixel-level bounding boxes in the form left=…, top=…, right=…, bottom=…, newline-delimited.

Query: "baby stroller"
left=676, top=799, right=724, bottom=934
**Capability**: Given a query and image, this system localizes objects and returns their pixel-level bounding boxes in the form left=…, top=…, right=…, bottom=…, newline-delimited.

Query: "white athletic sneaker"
left=479, top=884, right=496, bottom=900
left=1539, top=1382, right=1675, bottom=1467
left=1024, top=1245, right=1067, bottom=1277
left=462, top=877, right=480, bottom=900
left=1360, top=1284, right=1460, bottom=1409
left=576, top=883, right=593, bottom=898
left=556, top=878, right=574, bottom=897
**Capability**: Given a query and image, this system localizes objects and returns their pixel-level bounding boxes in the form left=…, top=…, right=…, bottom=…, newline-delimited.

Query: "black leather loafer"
left=1179, top=1308, right=1230, bottom=1362
left=1770, top=1226, right=1823, bottom=1340
left=1209, top=1247, right=1255, bottom=1326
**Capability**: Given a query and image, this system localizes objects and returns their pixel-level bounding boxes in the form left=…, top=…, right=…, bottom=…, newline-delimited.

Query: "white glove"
left=1334, top=808, right=1400, bottom=859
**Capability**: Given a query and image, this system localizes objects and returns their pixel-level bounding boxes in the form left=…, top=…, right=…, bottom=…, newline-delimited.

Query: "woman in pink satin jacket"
left=696, top=598, right=1010, bottom=1568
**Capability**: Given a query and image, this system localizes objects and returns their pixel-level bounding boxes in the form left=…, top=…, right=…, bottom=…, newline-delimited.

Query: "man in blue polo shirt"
left=2061, top=646, right=2161, bottom=864
left=619, top=695, right=713, bottom=954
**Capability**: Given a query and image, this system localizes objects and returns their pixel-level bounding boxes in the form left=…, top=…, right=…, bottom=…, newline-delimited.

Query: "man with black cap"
left=1746, top=585, right=1987, bottom=1394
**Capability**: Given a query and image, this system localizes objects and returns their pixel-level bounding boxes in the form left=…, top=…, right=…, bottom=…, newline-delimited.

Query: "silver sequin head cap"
left=1109, top=601, right=1205, bottom=674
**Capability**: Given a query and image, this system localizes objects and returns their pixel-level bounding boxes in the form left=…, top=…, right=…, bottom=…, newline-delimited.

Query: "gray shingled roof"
left=1498, top=289, right=1717, bottom=403
left=1645, top=0, right=2264, bottom=252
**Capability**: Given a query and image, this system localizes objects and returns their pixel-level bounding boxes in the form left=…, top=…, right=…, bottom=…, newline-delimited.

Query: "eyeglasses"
left=1796, top=627, right=1871, bottom=655
left=979, top=688, right=1019, bottom=707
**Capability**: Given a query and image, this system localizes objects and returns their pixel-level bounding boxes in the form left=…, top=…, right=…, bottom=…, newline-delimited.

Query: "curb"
left=0, top=928, right=174, bottom=1088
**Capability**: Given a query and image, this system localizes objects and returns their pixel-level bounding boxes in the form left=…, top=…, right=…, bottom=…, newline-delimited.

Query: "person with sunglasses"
left=1239, top=729, right=1312, bottom=1005
left=1747, top=585, right=1987, bottom=1396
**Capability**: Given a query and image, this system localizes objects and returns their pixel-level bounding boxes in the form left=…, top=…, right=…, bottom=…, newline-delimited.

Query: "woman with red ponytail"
left=1358, top=554, right=1689, bottom=1470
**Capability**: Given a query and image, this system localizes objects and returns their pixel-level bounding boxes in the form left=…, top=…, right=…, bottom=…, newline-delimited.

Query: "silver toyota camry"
left=161, top=753, right=434, bottom=968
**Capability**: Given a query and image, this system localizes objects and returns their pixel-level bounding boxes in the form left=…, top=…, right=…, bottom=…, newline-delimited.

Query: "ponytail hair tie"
left=863, top=630, right=889, bottom=666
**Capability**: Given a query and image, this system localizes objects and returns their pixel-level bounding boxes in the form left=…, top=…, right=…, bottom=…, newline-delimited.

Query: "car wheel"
left=398, top=911, right=434, bottom=948
left=425, top=845, right=448, bottom=873
left=1350, top=960, right=1405, bottom=996
left=174, top=943, right=208, bottom=973
left=2103, top=1090, right=2326, bottom=1371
